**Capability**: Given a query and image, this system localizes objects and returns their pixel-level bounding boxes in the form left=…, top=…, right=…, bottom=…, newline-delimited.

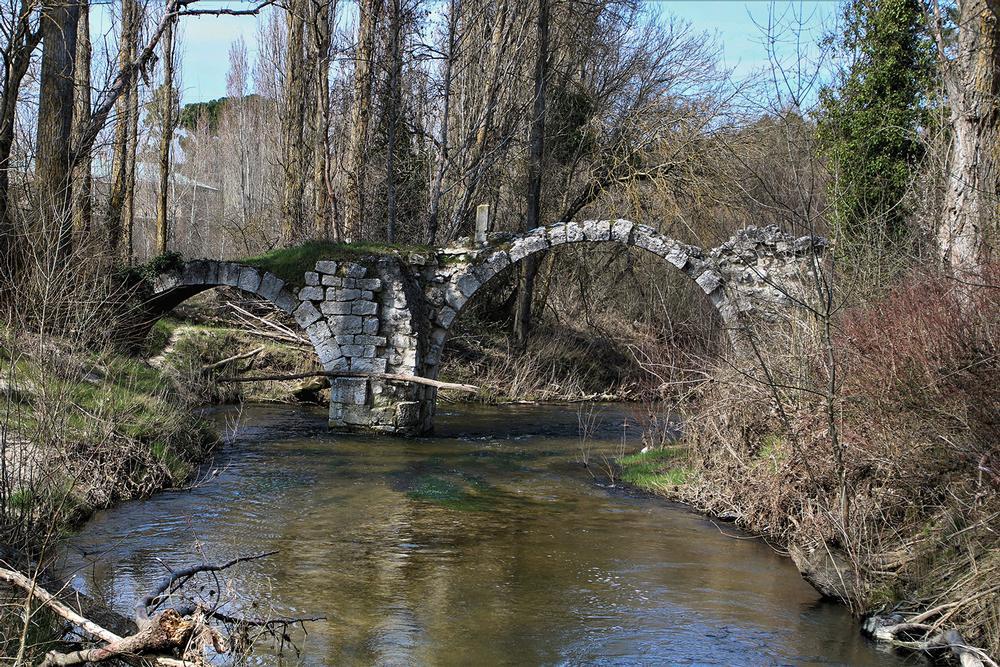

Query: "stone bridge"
left=141, top=220, right=826, bottom=434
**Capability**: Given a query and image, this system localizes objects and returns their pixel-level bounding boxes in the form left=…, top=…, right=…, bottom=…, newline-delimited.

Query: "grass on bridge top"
left=242, top=239, right=432, bottom=285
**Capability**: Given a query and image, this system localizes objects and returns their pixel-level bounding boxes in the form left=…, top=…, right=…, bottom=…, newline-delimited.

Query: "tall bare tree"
left=281, top=0, right=307, bottom=242
left=155, top=15, right=177, bottom=254
left=107, top=0, right=139, bottom=259
left=345, top=0, right=380, bottom=241
left=514, top=0, right=549, bottom=348
left=309, top=0, right=336, bottom=239
left=71, top=0, right=92, bottom=237
left=36, top=0, right=80, bottom=256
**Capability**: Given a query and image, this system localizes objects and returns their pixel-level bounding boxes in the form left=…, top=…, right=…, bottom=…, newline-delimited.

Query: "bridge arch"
left=133, top=222, right=824, bottom=436
left=425, top=220, right=726, bottom=374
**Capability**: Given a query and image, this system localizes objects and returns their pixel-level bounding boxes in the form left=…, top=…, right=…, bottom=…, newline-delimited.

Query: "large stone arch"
left=420, top=220, right=824, bottom=377
left=421, top=220, right=718, bottom=375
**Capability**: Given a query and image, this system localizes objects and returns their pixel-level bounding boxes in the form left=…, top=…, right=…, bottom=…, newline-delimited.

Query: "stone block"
left=330, top=315, right=364, bottom=334
left=258, top=272, right=285, bottom=300
left=344, top=264, right=367, bottom=278
left=344, top=278, right=357, bottom=288
left=341, top=405, right=371, bottom=425
left=315, top=340, right=341, bottom=364
left=272, top=291, right=298, bottom=314
left=352, top=301, right=378, bottom=315
left=395, top=401, right=422, bottom=427
left=322, top=275, right=343, bottom=287
left=335, top=334, right=356, bottom=345
left=333, top=288, right=362, bottom=301
left=358, top=278, right=382, bottom=291
left=456, top=272, right=481, bottom=298
left=360, top=290, right=374, bottom=300
left=565, top=221, right=584, bottom=243
left=363, top=317, right=379, bottom=335
left=340, top=344, right=365, bottom=357
left=293, top=301, right=322, bottom=327
left=219, top=262, right=242, bottom=286
left=238, top=266, right=262, bottom=293
left=508, top=233, right=549, bottom=262
left=437, top=306, right=457, bottom=328
left=582, top=219, right=612, bottom=241
left=335, top=387, right=369, bottom=412
left=611, top=219, right=634, bottom=243
left=350, top=357, right=387, bottom=374
left=696, top=270, right=723, bottom=294
left=445, top=286, right=466, bottom=312
left=356, top=335, right=387, bottom=346
left=315, top=260, right=338, bottom=274
left=663, top=244, right=689, bottom=269
left=298, top=286, right=324, bottom=301
left=306, top=320, right=332, bottom=344
left=321, top=300, right=352, bottom=315
left=323, top=356, right=350, bottom=372
left=304, top=271, right=321, bottom=286
left=181, top=260, right=209, bottom=285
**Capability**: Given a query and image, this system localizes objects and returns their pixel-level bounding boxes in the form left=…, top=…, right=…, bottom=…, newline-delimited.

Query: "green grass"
left=242, top=240, right=432, bottom=286
left=619, top=447, right=693, bottom=492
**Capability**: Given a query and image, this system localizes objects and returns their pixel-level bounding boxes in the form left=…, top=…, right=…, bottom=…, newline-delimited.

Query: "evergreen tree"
left=818, top=0, right=932, bottom=262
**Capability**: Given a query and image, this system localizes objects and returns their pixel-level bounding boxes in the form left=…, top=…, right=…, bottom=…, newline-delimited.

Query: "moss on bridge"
left=242, top=240, right=431, bottom=285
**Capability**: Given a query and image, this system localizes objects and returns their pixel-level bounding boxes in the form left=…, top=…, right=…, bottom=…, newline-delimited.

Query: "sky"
left=151, top=0, right=841, bottom=104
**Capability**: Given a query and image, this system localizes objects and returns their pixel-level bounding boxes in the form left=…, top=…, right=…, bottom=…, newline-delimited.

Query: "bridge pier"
left=144, top=222, right=826, bottom=436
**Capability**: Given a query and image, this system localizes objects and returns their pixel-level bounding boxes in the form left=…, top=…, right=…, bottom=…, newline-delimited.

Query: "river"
left=60, top=403, right=911, bottom=665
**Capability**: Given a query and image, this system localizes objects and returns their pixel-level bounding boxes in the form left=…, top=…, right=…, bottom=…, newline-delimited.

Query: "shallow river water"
left=61, top=403, right=912, bottom=666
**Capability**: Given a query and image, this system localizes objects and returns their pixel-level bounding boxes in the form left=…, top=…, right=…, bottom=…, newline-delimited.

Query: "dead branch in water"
left=0, top=551, right=319, bottom=665
left=218, top=370, right=480, bottom=393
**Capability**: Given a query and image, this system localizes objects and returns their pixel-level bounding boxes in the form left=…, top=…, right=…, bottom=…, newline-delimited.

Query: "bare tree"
left=71, top=0, right=92, bottom=237
left=345, top=0, right=380, bottom=241
left=36, top=0, right=80, bottom=256
left=155, top=13, right=177, bottom=254
left=107, top=0, right=139, bottom=259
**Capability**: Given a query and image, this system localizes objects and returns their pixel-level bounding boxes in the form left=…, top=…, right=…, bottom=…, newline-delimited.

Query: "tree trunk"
left=425, top=0, right=459, bottom=245
left=0, top=0, right=41, bottom=265
left=107, top=0, right=137, bottom=260
left=71, top=0, right=92, bottom=238
left=384, top=0, right=403, bottom=243
left=155, top=18, right=176, bottom=255
left=311, top=0, right=335, bottom=240
left=939, top=0, right=1000, bottom=277
left=345, top=0, right=380, bottom=242
left=514, top=0, right=548, bottom=349
left=281, top=0, right=307, bottom=243
left=36, top=0, right=80, bottom=258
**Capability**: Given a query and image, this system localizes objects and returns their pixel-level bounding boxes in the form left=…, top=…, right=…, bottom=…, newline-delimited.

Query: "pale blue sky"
left=163, top=0, right=840, bottom=103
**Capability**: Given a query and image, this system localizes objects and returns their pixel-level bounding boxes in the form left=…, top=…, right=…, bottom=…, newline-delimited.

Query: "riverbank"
left=617, top=275, right=999, bottom=663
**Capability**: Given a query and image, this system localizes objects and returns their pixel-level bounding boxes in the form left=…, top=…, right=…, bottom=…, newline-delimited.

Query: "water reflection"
left=62, top=403, right=911, bottom=665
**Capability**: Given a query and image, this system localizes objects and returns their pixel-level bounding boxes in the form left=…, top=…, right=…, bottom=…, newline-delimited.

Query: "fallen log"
left=217, top=370, right=479, bottom=393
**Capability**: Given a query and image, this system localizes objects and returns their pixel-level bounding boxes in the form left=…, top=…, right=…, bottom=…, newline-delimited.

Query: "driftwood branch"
left=1, top=551, right=312, bottom=666
left=202, top=346, right=265, bottom=372
left=218, top=370, right=480, bottom=393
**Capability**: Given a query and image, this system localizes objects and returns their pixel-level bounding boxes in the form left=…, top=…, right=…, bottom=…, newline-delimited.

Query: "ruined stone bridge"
left=140, top=220, right=825, bottom=434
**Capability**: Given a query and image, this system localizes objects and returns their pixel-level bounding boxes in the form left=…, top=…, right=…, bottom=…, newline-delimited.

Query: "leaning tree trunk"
left=36, top=0, right=80, bottom=258
left=939, top=0, right=1000, bottom=277
left=514, top=0, right=549, bottom=349
left=310, top=0, right=334, bottom=240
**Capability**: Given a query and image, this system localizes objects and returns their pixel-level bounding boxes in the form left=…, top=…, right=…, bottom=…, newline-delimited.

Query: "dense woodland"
left=0, top=0, right=998, bottom=664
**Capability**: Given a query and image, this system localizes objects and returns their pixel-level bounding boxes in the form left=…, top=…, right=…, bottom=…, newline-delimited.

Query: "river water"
left=61, top=403, right=910, bottom=665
